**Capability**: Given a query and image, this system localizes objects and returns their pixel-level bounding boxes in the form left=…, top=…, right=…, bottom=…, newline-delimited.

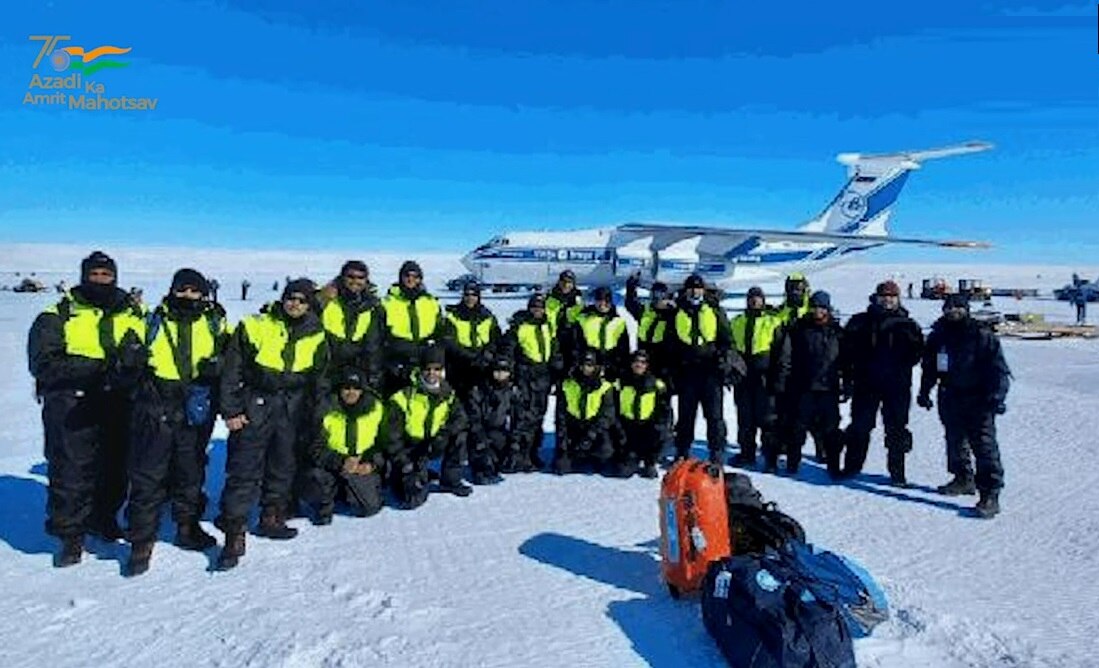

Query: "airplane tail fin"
left=799, top=141, right=993, bottom=236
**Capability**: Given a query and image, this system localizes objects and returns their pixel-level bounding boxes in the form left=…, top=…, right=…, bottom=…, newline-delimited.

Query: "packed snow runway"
left=1, top=245, right=1097, bottom=667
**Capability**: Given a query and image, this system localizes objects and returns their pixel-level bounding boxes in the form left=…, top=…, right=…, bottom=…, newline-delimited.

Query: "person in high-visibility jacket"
left=381, top=261, right=442, bottom=394
left=302, top=367, right=387, bottom=524
left=440, top=281, right=501, bottom=403
left=125, top=268, right=229, bottom=577
left=669, top=273, right=734, bottom=464
left=319, top=260, right=384, bottom=390
left=500, top=294, right=564, bottom=471
left=545, top=269, right=584, bottom=338
left=386, top=344, right=472, bottom=509
left=772, top=272, right=810, bottom=326
left=553, top=349, right=620, bottom=475
left=611, top=349, right=671, bottom=479
left=728, top=287, right=782, bottom=469
left=624, top=273, right=676, bottom=386
left=215, top=278, right=330, bottom=570
left=568, top=286, right=631, bottom=382
left=767, top=272, right=812, bottom=464
left=27, top=251, right=147, bottom=568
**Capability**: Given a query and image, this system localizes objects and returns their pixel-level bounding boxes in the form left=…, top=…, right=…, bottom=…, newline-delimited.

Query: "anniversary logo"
left=24, top=35, right=159, bottom=111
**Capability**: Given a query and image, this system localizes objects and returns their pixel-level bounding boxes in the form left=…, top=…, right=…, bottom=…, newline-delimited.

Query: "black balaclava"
left=166, top=268, right=209, bottom=317
left=79, top=250, right=119, bottom=307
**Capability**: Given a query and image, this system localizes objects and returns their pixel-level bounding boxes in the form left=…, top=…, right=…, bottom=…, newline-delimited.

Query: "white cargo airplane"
left=460, top=141, right=992, bottom=292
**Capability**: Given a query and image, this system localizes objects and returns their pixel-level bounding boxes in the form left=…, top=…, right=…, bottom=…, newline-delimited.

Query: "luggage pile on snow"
left=658, top=458, right=889, bottom=667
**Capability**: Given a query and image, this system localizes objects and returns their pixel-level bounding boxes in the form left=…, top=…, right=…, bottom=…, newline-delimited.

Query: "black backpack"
left=725, top=472, right=806, bottom=554
left=701, top=552, right=856, bottom=668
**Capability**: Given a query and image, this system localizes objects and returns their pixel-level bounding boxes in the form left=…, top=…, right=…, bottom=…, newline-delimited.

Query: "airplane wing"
left=617, top=223, right=990, bottom=249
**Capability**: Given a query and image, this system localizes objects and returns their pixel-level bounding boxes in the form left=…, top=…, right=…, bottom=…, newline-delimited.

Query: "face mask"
left=168, top=295, right=204, bottom=314
left=688, top=295, right=703, bottom=306
left=80, top=281, right=117, bottom=307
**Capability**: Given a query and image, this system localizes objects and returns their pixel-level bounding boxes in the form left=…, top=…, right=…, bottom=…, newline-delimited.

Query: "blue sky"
left=0, top=1, right=1095, bottom=263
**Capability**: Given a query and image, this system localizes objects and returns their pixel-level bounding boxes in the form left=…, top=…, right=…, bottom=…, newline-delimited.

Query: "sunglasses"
left=343, top=272, right=368, bottom=281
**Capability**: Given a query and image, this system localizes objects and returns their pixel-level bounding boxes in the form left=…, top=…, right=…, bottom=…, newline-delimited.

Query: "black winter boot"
left=217, top=530, right=246, bottom=570
left=887, top=451, right=910, bottom=488
left=438, top=470, right=474, bottom=497
left=175, top=519, right=218, bottom=551
left=255, top=508, right=298, bottom=540
left=974, top=490, right=1000, bottom=519
left=55, top=536, right=83, bottom=568
left=936, top=476, right=977, bottom=496
left=126, top=542, right=154, bottom=577
left=639, top=462, right=659, bottom=479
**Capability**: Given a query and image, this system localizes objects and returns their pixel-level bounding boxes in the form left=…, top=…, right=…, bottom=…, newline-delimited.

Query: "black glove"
left=916, top=393, right=933, bottom=410
left=118, top=338, right=148, bottom=370
left=197, top=355, right=221, bottom=382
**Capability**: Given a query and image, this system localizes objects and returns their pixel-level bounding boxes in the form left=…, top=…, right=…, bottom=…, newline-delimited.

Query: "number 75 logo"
left=29, top=35, right=71, bottom=68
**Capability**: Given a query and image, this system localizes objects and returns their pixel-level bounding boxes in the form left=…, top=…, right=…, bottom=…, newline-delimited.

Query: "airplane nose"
left=460, top=251, right=477, bottom=275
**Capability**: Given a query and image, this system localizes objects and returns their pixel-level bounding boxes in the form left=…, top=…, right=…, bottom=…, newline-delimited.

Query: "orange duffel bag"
left=658, top=458, right=731, bottom=598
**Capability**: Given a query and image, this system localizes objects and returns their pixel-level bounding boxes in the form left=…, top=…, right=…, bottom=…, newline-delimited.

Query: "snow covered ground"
left=1, top=244, right=1097, bottom=667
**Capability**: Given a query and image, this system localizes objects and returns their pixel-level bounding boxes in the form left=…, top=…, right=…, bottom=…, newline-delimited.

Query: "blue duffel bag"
left=701, top=552, right=857, bottom=668
left=783, top=541, right=889, bottom=639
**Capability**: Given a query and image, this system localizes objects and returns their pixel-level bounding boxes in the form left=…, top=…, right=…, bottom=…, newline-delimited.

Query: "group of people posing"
left=27, top=251, right=1012, bottom=576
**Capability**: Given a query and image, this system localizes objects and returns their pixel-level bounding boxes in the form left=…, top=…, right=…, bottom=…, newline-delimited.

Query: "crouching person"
left=610, top=350, right=671, bottom=479
left=303, top=368, right=387, bottom=525
left=553, top=350, right=619, bottom=475
left=386, top=344, right=472, bottom=509
left=467, top=354, right=530, bottom=483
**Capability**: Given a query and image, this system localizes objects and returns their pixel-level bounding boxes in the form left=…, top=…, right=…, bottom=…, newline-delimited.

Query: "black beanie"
left=463, top=281, right=481, bottom=297
left=528, top=294, right=546, bottom=309
left=341, top=260, right=368, bottom=277
left=943, top=293, right=970, bottom=311
left=81, top=250, right=117, bottom=282
left=421, top=342, right=446, bottom=368
left=170, top=268, right=209, bottom=296
left=337, top=367, right=366, bottom=390
left=399, top=260, right=423, bottom=279
left=747, top=286, right=765, bottom=300
left=809, top=290, right=832, bottom=309
left=684, top=274, right=705, bottom=289
left=282, top=278, right=317, bottom=303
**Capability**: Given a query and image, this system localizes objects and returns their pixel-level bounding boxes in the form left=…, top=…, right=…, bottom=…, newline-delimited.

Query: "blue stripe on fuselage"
left=472, top=247, right=613, bottom=263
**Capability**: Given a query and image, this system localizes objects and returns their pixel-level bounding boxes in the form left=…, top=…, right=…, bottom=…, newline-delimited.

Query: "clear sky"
left=0, top=1, right=1095, bottom=263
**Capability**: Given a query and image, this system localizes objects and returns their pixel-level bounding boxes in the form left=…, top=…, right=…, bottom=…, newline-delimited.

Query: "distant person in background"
left=209, top=278, right=220, bottom=303
left=241, top=279, right=251, bottom=301
left=272, top=280, right=279, bottom=292
left=918, top=294, right=1011, bottom=519
left=27, top=251, right=147, bottom=567
left=907, top=282, right=914, bottom=299
left=1073, top=288, right=1087, bottom=325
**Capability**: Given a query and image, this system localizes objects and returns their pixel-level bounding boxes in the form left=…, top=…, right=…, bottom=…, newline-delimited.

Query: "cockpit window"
left=476, top=236, right=509, bottom=251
